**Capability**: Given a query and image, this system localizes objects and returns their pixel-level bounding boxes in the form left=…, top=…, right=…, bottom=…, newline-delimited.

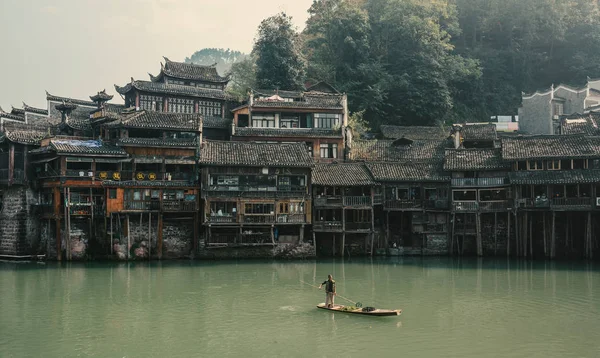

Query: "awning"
left=30, top=156, right=59, bottom=164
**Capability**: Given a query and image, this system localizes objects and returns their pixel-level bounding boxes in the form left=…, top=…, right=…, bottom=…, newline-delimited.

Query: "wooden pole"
left=587, top=212, right=592, bottom=259
left=494, top=212, right=498, bottom=256
left=507, top=212, right=511, bottom=257
left=299, top=224, right=305, bottom=244
left=126, top=214, right=130, bottom=259
left=312, top=231, right=317, bottom=255
left=158, top=214, right=164, bottom=259
left=56, top=219, right=62, bottom=261
left=66, top=187, right=71, bottom=261
left=110, top=214, right=113, bottom=255
left=386, top=211, right=390, bottom=247
left=341, top=208, right=345, bottom=257
left=461, top=213, right=466, bottom=255
left=551, top=211, right=556, bottom=259
left=529, top=213, right=533, bottom=257
left=370, top=206, right=375, bottom=256
left=333, top=234, right=336, bottom=257
left=90, top=188, right=94, bottom=246
left=543, top=213, right=547, bottom=257
left=271, top=225, right=275, bottom=244
left=524, top=212, right=528, bottom=258
left=451, top=213, right=456, bottom=255
left=148, top=212, right=152, bottom=260
left=515, top=212, right=520, bottom=257
left=476, top=213, right=482, bottom=256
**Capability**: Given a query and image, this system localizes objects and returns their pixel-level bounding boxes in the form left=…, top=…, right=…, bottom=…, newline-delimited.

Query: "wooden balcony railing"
left=0, top=168, right=26, bottom=184
left=517, top=198, right=550, bottom=208
left=206, top=215, right=237, bottom=223
left=424, top=199, right=450, bottom=210
left=385, top=199, right=422, bottom=210
left=479, top=201, right=511, bottom=212
left=276, top=214, right=306, bottom=223
left=345, top=222, right=372, bottom=231
left=240, top=215, right=276, bottom=224
left=161, top=200, right=197, bottom=212
left=343, top=196, right=372, bottom=207
left=373, top=194, right=384, bottom=205
left=451, top=177, right=508, bottom=187
left=551, top=197, right=593, bottom=209
left=313, top=221, right=343, bottom=231
left=314, top=196, right=342, bottom=207
left=203, top=189, right=306, bottom=199
left=124, top=200, right=161, bottom=211
left=452, top=201, right=479, bottom=212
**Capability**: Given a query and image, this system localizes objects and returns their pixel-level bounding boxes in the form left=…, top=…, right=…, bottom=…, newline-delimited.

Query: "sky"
left=0, top=0, right=313, bottom=111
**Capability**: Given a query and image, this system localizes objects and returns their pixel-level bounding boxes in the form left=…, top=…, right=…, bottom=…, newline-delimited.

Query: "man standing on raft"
left=319, top=274, right=337, bottom=308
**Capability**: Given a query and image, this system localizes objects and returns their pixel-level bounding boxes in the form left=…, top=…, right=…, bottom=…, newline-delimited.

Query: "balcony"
left=203, top=188, right=306, bottom=199
left=314, top=196, right=342, bottom=207
left=551, top=197, right=593, bottom=210
left=424, top=199, right=450, bottom=210
left=313, top=221, right=343, bottom=231
left=479, top=201, right=511, bottom=212
left=385, top=199, right=422, bottom=210
left=161, top=200, right=197, bottom=212
left=124, top=200, right=161, bottom=211
left=240, top=214, right=276, bottom=224
left=276, top=214, right=306, bottom=223
left=373, top=194, right=384, bottom=205
left=0, top=168, right=26, bottom=184
left=452, top=201, right=479, bottom=212
left=451, top=177, right=508, bottom=187
left=345, top=222, right=372, bottom=231
left=343, top=196, right=373, bottom=208
left=517, top=198, right=550, bottom=209
left=206, top=215, right=237, bottom=223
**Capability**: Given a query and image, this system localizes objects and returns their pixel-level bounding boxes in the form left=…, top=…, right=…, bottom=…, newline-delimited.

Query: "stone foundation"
left=197, top=243, right=316, bottom=259
left=0, top=187, right=40, bottom=256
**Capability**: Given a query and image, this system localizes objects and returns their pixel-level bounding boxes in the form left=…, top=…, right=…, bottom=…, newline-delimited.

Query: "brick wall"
left=0, top=187, right=40, bottom=256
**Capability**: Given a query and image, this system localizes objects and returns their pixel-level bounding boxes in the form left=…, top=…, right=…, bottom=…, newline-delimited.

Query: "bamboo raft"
left=317, top=303, right=402, bottom=316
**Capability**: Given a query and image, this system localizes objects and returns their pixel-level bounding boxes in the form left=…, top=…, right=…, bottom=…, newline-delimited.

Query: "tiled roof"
left=118, top=137, right=197, bottom=148
left=200, top=141, right=313, bottom=167
left=444, top=148, right=509, bottom=171
left=114, top=80, right=228, bottom=101
left=23, top=102, right=48, bottom=115
left=2, top=123, right=50, bottom=145
left=203, top=116, right=231, bottom=129
left=66, top=117, right=92, bottom=132
left=501, top=135, right=600, bottom=160
left=0, top=107, right=25, bottom=121
left=105, top=111, right=202, bottom=131
left=312, top=163, right=378, bottom=186
left=11, top=107, right=25, bottom=116
left=234, top=127, right=342, bottom=138
left=560, top=113, right=600, bottom=136
left=380, top=125, right=449, bottom=140
left=349, top=139, right=450, bottom=163
left=509, top=169, right=600, bottom=185
left=31, top=139, right=127, bottom=157
left=158, top=57, right=228, bottom=83
left=254, top=89, right=304, bottom=98
left=46, top=91, right=124, bottom=112
left=252, top=93, right=343, bottom=110
left=365, top=162, right=449, bottom=182
left=461, top=123, right=497, bottom=141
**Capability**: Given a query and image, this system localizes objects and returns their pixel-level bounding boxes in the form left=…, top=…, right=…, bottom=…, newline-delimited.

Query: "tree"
left=185, top=48, right=246, bottom=75
left=253, top=13, right=306, bottom=90
left=226, top=56, right=258, bottom=101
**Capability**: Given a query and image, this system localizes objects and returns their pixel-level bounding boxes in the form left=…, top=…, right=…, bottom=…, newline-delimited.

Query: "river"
left=1, top=258, right=599, bottom=358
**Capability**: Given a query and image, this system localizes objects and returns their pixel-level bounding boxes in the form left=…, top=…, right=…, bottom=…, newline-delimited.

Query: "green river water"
left=1, top=258, right=599, bottom=358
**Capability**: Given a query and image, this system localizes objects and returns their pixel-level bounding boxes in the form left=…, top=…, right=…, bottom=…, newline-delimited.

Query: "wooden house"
left=504, top=134, right=600, bottom=259
left=199, top=141, right=313, bottom=248
left=311, top=162, right=381, bottom=256
left=230, top=86, right=348, bottom=162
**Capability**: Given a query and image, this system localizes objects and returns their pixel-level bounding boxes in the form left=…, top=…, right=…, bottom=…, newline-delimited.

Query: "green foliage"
left=253, top=12, right=306, bottom=90
left=348, top=110, right=370, bottom=138
left=184, top=48, right=246, bottom=75
left=226, top=56, right=258, bottom=101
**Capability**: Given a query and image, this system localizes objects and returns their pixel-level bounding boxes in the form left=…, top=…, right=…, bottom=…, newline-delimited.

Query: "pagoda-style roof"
left=349, top=139, right=450, bottom=163
left=104, top=111, right=202, bottom=132
left=444, top=148, right=509, bottom=171
left=200, top=141, right=313, bottom=167
left=150, top=57, right=228, bottom=84
left=1, top=123, right=50, bottom=145
left=460, top=123, right=497, bottom=141
left=10, top=106, right=25, bottom=116
left=234, top=127, right=342, bottom=139
left=501, top=134, right=600, bottom=160
left=117, top=137, right=198, bottom=148
left=30, top=139, right=127, bottom=157
left=254, top=89, right=304, bottom=99
left=203, top=116, right=231, bottom=129
left=312, top=162, right=378, bottom=187
left=46, top=91, right=125, bottom=112
left=55, top=101, right=78, bottom=112
left=23, top=102, right=49, bottom=116
left=90, top=90, right=114, bottom=102
left=365, top=162, right=449, bottom=182
left=380, top=125, right=449, bottom=140
left=509, top=169, right=600, bottom=185
left=114, top=80, right=228, bottom=101
left=560, top=113, right=600, bottom=136
left=0, top=107, right=25, bottom=121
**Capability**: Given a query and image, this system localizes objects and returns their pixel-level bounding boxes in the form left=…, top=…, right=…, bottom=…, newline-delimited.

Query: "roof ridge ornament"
left=163, top=56, right=171, bottom=63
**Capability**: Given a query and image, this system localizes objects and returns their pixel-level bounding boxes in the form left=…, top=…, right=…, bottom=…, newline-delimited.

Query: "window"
left=109, top=189, right=117, bottom=199
left=199, top=100, right=221, bottom=116
left=320, top=143, right=338, bottom=159
left=453, top=190, right=477, bottom=201
left=252, top=114, right=275, bottom=128
left=315, top=113, right=341, bottom=128
left=280, top=116, right=299, bottom=128
left=306, top=142, right=313, bottom=157
left=214, top=176, right=239, bottom=186
left=479, top=189, right=507, bottom=201
left=573, top=159, right=586, bottom=170
left=528, top=160, right=544, bottom=170
left=517, top=161, right=527, bottom=171
left=244, top=203, right=274, bottom=214
left=553, top=102, right=564, bottom=117
left=168, top=98, right=194, bottom=113
left=140, top=95, right=163, bottom=111
left=547, top=160, right=560, bottom=170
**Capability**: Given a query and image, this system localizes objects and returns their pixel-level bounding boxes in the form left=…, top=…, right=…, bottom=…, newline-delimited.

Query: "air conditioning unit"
left=596, top=197, right=600, bottom=206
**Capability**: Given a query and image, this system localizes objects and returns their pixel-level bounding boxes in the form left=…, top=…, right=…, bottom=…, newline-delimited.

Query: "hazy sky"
left=0, top=0, right=313, bottom=111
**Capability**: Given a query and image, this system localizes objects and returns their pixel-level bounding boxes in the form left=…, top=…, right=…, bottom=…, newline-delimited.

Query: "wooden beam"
left=110, top=214, right=113, bottom=256
left=476, top=213, right=482, bottom=256
left=66, top=187, right=71, bottom=261
left=507, top=213, right=511, bottom=257
left=543, top=213, right=547, bottom=257
left=494, top=212, right=498, bottom=256
left=148, top=213, right=152, bottom=260
left=158, top=214, right=164, bottom=259
left=529, top=213, right=533, bottom=257
left=451, top=213, right=456, bottom=255
left=126, top=214, right=130, bottom=259
left=551, top=212, right=556, bottom=259
left=341, top=208, right=345, bottom=258
left=515, top=212, right=520, bottom=257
